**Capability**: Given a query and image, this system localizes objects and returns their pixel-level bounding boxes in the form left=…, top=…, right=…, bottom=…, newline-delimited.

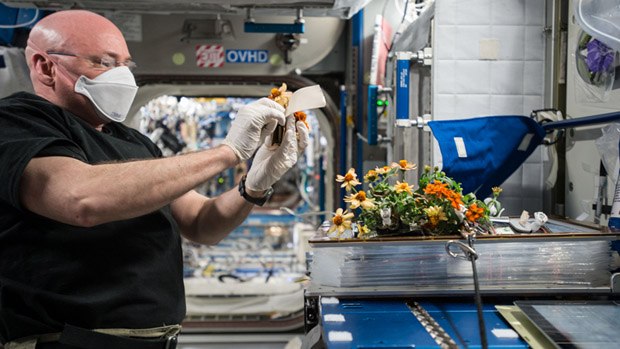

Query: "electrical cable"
left=387, top=0, right=410, bottom=53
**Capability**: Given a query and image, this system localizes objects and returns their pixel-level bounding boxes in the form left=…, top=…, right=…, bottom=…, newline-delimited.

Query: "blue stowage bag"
left=428, top=115, right=545, bottom=198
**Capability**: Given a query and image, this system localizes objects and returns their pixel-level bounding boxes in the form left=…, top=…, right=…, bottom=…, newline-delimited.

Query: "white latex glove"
left=222, top=98, right=286, bottom=162
left=246, top=116, right=309, bottom=192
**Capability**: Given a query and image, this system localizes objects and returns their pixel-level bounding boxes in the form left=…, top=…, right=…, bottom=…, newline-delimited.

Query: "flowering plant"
left=328, top=160, right=500, bottom=239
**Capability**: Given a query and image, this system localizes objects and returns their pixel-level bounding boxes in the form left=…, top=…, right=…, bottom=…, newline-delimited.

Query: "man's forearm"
left=21, top=145, right=239, bottom=226
left=182, top=187, right=256, bottom=245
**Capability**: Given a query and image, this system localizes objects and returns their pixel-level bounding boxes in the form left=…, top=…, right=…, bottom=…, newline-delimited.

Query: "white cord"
left=0, top=8, right=40, bottom=29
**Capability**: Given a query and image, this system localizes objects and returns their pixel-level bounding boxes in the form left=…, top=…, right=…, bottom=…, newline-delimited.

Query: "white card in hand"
left=285, top=85, right=326, bottom=116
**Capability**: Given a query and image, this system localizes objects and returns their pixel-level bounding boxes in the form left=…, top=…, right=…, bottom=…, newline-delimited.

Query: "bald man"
left=0, top=10, right=308, bottom=349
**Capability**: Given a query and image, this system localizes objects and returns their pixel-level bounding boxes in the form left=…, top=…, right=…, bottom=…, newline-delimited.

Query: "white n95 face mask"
left=74, top=66, right=138, bottom=123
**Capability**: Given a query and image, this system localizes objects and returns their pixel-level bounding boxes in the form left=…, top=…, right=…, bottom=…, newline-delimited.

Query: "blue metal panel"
left=319, top=153, right=326, bottom=223
left=367, top=85, right=378, bottom=145
left=244, top=22, right=304, bottom=33
left=320, top=299, right=528, bottom=348
left=321, top=299, right=439, bottom=349
left=16, top=7, right=39, bottom=29
left=420, top=302, right=529, bottom=349
left=352, top=10, right=364, bottom=178
left=0, top=4, right=18, bottom=45
left=395, top=56, right=410, bottom=121
left=1, top=6, right=42, bottom=45
left=322, top=299, right=413, bottom=314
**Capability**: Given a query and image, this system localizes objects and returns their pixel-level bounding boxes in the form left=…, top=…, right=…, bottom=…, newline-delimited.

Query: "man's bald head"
left=24, top=10, right=132, bottom=129
left=26, top=10, right=125, bottom=61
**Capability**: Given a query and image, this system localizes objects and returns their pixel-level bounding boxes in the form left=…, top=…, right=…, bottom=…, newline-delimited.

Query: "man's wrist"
left=238, top=175, right=273, bottom=206
left=219, top=144, right=241, bottom=166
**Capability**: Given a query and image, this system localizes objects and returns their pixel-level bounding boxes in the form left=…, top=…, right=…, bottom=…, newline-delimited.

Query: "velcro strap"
left=59, top=325, right=172, bottom=349
left=95, top=324, right=181, bottom=338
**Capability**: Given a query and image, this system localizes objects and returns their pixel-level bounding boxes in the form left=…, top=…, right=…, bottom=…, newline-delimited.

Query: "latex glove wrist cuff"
left=238, top=175, right=274, bottom=206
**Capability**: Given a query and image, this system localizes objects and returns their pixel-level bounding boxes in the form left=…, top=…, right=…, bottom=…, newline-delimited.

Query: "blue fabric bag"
left=428, top=115, right=545, bottom=198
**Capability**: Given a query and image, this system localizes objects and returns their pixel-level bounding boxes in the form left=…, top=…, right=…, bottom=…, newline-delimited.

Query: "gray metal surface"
left=515, top=301, right=620, bottom=349
left=1, top=0, right=365, bottom=17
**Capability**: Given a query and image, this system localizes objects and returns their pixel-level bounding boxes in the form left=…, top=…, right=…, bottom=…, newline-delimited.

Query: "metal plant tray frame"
left=307, top=231, right=620, bottom=296
left=309, top=232, right=619, bottom=246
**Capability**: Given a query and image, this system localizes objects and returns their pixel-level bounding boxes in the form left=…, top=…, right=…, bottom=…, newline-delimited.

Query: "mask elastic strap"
left=28, top=40, right=80, bottom=81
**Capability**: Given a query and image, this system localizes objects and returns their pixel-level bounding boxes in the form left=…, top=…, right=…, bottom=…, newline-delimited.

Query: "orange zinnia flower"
left=446, top=191, right=463, bottom=210
left=424, top=182, right=462, bottom=209
left=465, top=203, right=485, bottom=222
left=294, top=111, right=309, bottom=129
left=424, top=182, right=449, bottom=196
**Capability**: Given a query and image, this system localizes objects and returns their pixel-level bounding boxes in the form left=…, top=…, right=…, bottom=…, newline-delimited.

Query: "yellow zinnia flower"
left=344, top=190, right=376, bottom=210
left=364, top=169, right=378, bottom=182
left=374, top=166, right=392, bottom=175
left=357, top=224, right=371, bottom=239
left=424, top=206, right=448, bottom=227
left=395, top=181, right=414, bottom=195
left=391, top=159, right=417, bottom=171
left=327, top=208, right=354, bottom=236
left=336, top=168, right=361, bottom=191
left=492, top=186, right=503, bottom=197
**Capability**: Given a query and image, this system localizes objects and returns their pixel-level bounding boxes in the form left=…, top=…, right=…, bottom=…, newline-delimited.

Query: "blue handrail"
left=339, top=86, right=348, bottom=205
left=541, top=111, right=620, bottom=130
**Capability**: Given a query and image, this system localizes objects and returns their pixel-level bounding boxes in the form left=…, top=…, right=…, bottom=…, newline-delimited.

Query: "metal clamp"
left=395, top=115, right=431, bottom=129
left=611, top=273, right=620, bottom=293
left=445, top=240, right=478, bottom=261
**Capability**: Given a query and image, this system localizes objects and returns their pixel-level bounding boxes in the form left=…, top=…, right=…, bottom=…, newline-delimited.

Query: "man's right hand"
left=245, top=115, right=309, bottom=192
left=222, top=98, right=286, bottom=162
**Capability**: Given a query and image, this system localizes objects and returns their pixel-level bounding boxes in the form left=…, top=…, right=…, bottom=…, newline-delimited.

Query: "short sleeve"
left=0, top=97, right=86, bottom=209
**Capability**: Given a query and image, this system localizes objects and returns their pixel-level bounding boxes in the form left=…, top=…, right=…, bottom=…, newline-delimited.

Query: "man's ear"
left=31, top=53, right=55, bottom=86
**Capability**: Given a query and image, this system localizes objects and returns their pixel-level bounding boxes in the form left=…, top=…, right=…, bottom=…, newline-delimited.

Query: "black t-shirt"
left=0, top=92, right=186, bottom=342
